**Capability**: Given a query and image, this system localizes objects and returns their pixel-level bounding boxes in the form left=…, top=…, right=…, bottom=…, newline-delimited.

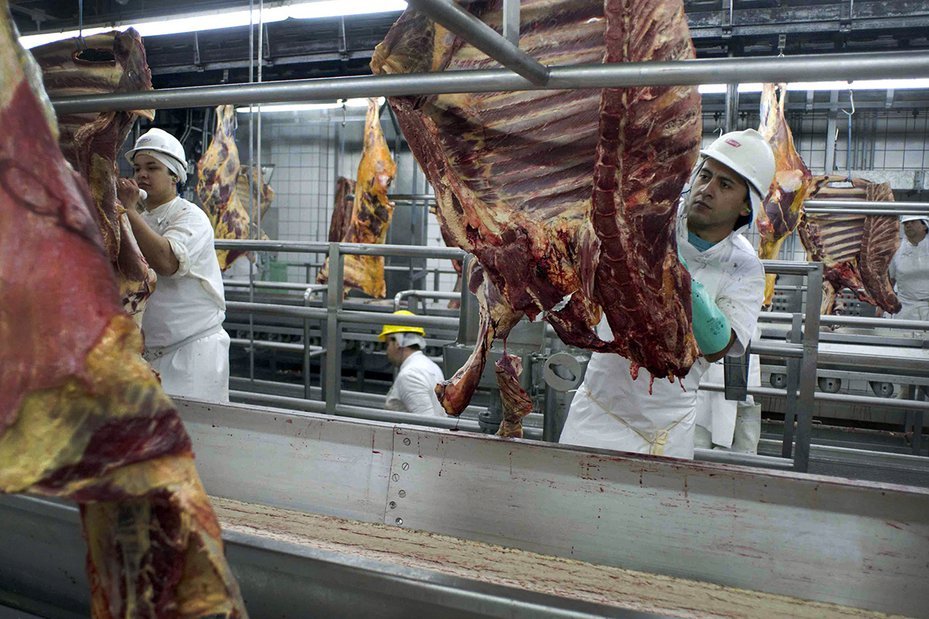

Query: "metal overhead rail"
left=804, top=199, right=929, bottom=216
left=51, top=50, right=929, bottom=114
left=405, top=0, right=548, bottom=85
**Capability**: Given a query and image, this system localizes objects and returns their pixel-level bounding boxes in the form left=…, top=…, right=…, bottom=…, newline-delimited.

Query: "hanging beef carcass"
left=0, top=6, right=247, bottom=616
left=32, top=29, right=157, bottom=325
left=756, top=83, right=814, bottom=307
left=236, top=163, right=275, bottom=222
left=798, top=176, right=901, bottom=315
left=326, top=176, right=357, bottom=242
left=317, top=99, right=397, bottom=297
left=197, top=104, right=274, bottom=271
left=371, top=0, right=701, bottom=434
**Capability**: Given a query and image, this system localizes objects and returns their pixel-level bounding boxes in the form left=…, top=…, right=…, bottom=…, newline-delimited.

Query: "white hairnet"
left=132, top=149, right=188, bottom=184
left=391, top=333, right=426, bottom=349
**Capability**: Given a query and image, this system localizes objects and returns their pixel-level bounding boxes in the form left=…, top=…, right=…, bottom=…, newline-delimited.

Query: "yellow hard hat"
left=378, top=310, right=426, bottom=341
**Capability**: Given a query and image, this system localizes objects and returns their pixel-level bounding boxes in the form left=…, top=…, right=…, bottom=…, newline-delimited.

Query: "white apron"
left=560, top=199, right=765, bottom=459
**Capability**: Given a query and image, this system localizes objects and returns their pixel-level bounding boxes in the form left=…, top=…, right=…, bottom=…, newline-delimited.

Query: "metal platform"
left=2, top=399, right=928, bottom=617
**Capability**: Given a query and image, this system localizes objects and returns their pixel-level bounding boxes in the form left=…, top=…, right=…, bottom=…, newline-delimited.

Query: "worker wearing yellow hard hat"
left=379, top=310, right=447, bottom=417
left=378, top=309, right=426, bottom=341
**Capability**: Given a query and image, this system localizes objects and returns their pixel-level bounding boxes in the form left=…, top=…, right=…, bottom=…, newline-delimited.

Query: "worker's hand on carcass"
left=116, top=178, right=144, bottom=211
left=690, top=278, right=732, bottom=356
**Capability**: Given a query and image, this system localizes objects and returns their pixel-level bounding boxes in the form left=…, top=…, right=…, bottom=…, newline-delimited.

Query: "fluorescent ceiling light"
left=235, top=97, right=384, bottom=113
left=19, top=1, right=407, bottom=49
left=698, top=78, right=929, bottom=94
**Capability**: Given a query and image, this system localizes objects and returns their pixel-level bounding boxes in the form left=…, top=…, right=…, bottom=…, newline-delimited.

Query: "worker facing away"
left=116, top=128, right=231, bottom=403
left=379, top=310, right=448, bottom=417
left=889, top=215, right=929, bottom=333
left=561, top=129, right=775, bottom=459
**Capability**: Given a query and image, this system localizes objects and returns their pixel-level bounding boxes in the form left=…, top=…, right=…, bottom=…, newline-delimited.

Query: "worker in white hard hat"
left=561, top=129, right=775, bottom=459
left=889, top=215, right=929, bottom=335
left=115, top=128, right=230, bottom=403
left=378, top=310, right=447, bottom=417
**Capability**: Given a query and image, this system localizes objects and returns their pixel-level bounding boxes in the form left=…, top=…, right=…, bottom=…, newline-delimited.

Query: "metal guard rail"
left=224, top=246, right=830, bottom=473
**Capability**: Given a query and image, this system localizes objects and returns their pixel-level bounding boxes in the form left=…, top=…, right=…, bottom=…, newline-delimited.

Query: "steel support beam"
left=502, top=0, right=520, bottom=45
left=405, top=0, right=547, bottom=84
left=52, top=51, right=929, bottom=114
left=795, top=264, right=824, bottom=472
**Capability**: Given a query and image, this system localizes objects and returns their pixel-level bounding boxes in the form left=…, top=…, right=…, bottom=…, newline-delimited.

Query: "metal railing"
left=218, top=240, right=468, bottom=423
left=754, top=260, right=823, bottom=471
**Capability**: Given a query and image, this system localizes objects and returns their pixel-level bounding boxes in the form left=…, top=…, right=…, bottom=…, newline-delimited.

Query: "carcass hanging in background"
left=755, top=82, right=814, bottom=307
left=32, top=29, right=157, bottom=325
left=0, top=5, right=247, bottom=615
left=372, top=0, right=701, bottom=435
left=197, top=104, right=274, bottom=271
left=798, top=176, right=902, bottom=315
left=317, top=98, right=397, bottom=297
left=326, top=176, right=356, bottom=243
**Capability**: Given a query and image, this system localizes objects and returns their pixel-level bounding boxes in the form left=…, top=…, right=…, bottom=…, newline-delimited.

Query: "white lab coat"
left=386, top=351, right=447, bottom=417
left=140, top=196, right=230, bottom=403
left=889, top=236, right=929, bottom=333
left=560, top=201, right=765, bottom=459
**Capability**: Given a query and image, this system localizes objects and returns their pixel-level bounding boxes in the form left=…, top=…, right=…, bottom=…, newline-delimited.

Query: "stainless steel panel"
left=0, top=494, right=658, bottom=619
left=177, top=400, right=394, bottom=522
left=0, top=497, right=86, bottom=619
left=20, top=400, right=924, bottom=616
left=382, top=425, right=929, bottom=616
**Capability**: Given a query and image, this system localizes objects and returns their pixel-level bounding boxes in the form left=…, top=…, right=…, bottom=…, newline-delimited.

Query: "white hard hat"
left=900, top=215, right=929, bottom=225
left=125, top=128, right=188, bottom=183
left=699, top=129, right=776, bottom=226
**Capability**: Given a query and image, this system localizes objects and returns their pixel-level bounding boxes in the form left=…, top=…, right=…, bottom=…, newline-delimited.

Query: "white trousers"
left=147, top=330, right=231, bottom=403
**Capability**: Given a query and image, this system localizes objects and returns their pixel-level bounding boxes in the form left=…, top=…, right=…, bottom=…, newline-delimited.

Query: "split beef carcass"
left=326, top=176, right=357, bottom=242
left=0, top=7, right=247, bottom=616
left=372, top=0, right=701, bottom=434
left=317, top=98, right=397, bottom=297
left=32, top=29, right=157, bottom=324
left=756, top=83, right=814, bottom=307
left=197, top=104, right=274, bottom=270
left=798, top=176, right=901, bottom=314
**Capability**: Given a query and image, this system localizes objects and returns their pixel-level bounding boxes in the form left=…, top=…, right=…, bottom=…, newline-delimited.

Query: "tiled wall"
left=241, top=109, right=457, bottom=298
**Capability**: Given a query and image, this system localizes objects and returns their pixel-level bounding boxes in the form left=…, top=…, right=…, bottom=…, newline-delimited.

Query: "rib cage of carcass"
left=31, top=29, right=158, bottom=326
left=798, top=176, right=901, bottom=315
left=372, top=0, right=702, bottom=434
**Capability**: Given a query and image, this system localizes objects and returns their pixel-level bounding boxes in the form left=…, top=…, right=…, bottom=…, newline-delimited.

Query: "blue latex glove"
left=691, top=278, right=732, bottom=355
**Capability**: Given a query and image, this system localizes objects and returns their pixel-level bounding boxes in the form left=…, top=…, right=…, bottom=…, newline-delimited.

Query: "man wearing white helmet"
left=889, top=215, right=929, bottom=334
left=116, top=128, right=230, bottom=403
left=561, top=129, right=775, bottom=459
left=378, top=310, right=447, bottom=417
